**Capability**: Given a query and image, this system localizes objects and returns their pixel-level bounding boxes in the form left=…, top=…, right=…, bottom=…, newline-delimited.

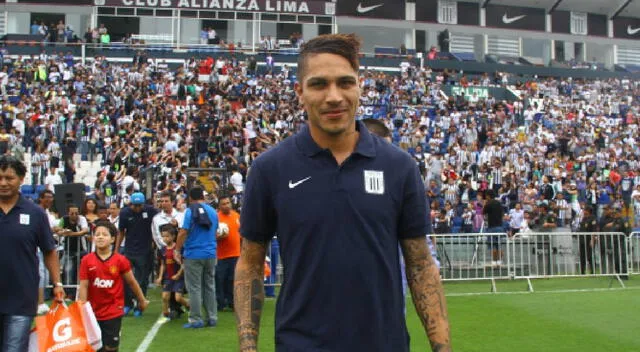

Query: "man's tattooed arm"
left=400, top=236, right=452, bottom=352
left=234, top=238, right=268, bottom=352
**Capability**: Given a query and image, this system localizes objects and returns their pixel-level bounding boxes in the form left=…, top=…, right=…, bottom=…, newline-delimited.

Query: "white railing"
left=431, top=233, right=511, bottom=286
left=260, top=232, right=631, bottom=288
left=49, top=232, right=632, bottom=295
left=509, top=232, right=628, bottom=279
left=629, top=232, right=640, bottom=275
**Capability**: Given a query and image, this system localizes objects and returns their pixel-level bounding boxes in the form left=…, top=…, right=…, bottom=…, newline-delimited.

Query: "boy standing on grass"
left=78, top=220, right=148, bottom=352
left=155, top=224, right=190, bottom=320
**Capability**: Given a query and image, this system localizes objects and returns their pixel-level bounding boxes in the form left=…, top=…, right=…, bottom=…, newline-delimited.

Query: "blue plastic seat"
left=21, top=185, right=34, bottom=194
left=35, top=184, right=46, bottom=195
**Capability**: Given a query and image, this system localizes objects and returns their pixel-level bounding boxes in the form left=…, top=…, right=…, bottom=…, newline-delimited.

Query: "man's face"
left=295, top=53, right=360, bottom=139
left=0, top=167, right=23, bottom=201
left=97, top=209, right=108, bottom=220
left=68, top=207, right=79, bottom=222
left=40, top=192, right=54, bottom=208
left=219, top=198, right=232, bottom=214
left=130, top=203, right=143, bottom=213
left=159, top=196, right=173, bottom=212
left=109, top=203, right=119, bottom=217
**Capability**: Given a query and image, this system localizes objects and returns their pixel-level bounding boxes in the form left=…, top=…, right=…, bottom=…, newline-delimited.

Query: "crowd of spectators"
left=0, top=48, right=638, bottom=239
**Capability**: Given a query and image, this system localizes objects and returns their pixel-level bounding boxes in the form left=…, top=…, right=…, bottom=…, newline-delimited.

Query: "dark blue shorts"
left=162, top=279, right=185, bottom=293
left=485, top=226, right=504, bottom=250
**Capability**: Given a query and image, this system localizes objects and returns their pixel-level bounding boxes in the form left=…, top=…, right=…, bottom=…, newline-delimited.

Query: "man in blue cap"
left=116, top=192, right=159, bottom=316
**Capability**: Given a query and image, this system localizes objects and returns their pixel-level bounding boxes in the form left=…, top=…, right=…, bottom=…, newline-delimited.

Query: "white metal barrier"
left=44, top=231, right=90, bottom=299
left=630, top=232, right=640, bottom=275
left=431, top=233, right=511, bottom=286
left=509, top=232, right=628, bottom=281
left=48, top=232, right=632, bottom=296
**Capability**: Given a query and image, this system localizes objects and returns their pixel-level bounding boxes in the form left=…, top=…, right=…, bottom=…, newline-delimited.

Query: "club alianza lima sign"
left=95, top=0, right=336, bottom=15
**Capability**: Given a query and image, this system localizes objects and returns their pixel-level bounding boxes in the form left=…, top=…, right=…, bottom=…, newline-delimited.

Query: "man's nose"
left=325, top=83, right=343, bottom=104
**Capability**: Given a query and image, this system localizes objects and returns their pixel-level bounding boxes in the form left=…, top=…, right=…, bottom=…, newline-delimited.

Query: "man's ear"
left=294, top=82, right=304, bottom=105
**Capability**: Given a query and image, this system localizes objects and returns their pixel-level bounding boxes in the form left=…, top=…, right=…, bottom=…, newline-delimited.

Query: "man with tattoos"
left=235, top=34, right=451, bottom=352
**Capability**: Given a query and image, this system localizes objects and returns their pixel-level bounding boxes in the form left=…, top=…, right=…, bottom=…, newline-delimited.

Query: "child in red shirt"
left=155, top=224, right=189, bottom=320
left=78, top=220, right=148, bottom=352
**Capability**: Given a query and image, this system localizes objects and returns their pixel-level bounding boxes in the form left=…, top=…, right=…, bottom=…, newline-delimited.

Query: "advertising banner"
left=336, top=0, right=405, bottom=20
left=614, top=16, right=640, bottom=39
left=485, top=4, right=546, bottom=31
left=94, top=0, right=336, bottom=15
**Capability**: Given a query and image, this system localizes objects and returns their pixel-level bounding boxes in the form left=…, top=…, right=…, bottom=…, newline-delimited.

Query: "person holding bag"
left=78, top=221, right=148, bottom=352
left=0, top=155, right=65, bottom=352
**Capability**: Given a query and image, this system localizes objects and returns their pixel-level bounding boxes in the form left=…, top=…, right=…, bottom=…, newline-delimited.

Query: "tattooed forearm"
left=234, top=239, right=268, bottom=352
left=401, top=237, right=452, bottom=352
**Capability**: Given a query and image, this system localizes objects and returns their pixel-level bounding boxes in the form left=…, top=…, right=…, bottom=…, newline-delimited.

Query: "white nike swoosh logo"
left=502, top=14, right=526, bottom=24
left=89, top=267, right=96, bottom=271
left=289, top=177, right=312, bottom=189
left=627, top=25, right=640, bottom=35
left=357, top=3, right=384, bottom=13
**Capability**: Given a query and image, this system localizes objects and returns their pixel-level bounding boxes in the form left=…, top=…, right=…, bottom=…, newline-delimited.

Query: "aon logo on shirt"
left=93, top=278, right=114, bottom=288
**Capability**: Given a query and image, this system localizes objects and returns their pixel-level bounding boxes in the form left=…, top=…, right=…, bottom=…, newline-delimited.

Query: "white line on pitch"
left=135, top=315, right=168, bottom=352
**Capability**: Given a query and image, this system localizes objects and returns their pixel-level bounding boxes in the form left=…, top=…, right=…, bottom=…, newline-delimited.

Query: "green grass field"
left=117, top=277, right=640, bottom=352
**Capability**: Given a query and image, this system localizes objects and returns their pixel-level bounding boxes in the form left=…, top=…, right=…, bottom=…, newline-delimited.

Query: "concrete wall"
left=229, top=20, right=252, bottom=46
left=586, top=42, right=611, bottom=66
left=522, top=38, right=545, bottom=59
left=338, top=25, right=409, bottom=53
left=7, top=12, right=29, bottom=34
left=564, top=41, right=575, bottom=61
left=179, top=18, right=200, bottom=45
left=140, top=17, right=174, bottom=37
left=302, top=23, right=318, bottom=41
left=474, top=35, right=485, bottom=60
left=260, top=22, right=277, bottom=37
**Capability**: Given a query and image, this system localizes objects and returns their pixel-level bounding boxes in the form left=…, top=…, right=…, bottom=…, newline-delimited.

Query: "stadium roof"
left=467, top=0, right=640, bottom=19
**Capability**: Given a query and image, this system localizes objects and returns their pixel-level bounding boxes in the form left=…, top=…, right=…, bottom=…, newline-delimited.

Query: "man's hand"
left=174, top=251, right=182, bottom=264
left=53, top=286, right=66, bottom=302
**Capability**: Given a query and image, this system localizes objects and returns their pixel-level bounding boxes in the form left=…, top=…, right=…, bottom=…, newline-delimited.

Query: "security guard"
left=577, top=207, right=597, bottom=275
left=598, top=206, right=628, bottom=278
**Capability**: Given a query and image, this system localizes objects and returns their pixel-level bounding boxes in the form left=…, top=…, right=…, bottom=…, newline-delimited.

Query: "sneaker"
left=123, top=306, right=132, bottom=316
left=133, top=309, right=143, bottom=317
left=207, top=319, right=217, bottom=327
left=37, top=304, right=50, bottom=315
left=159, top=315, right=171, bottom=324
left=183, top=321, right=205, bottom=329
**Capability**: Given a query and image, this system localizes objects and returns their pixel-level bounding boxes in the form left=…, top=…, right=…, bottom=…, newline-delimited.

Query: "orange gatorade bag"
left=30, top=301, right=95, bottom=352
